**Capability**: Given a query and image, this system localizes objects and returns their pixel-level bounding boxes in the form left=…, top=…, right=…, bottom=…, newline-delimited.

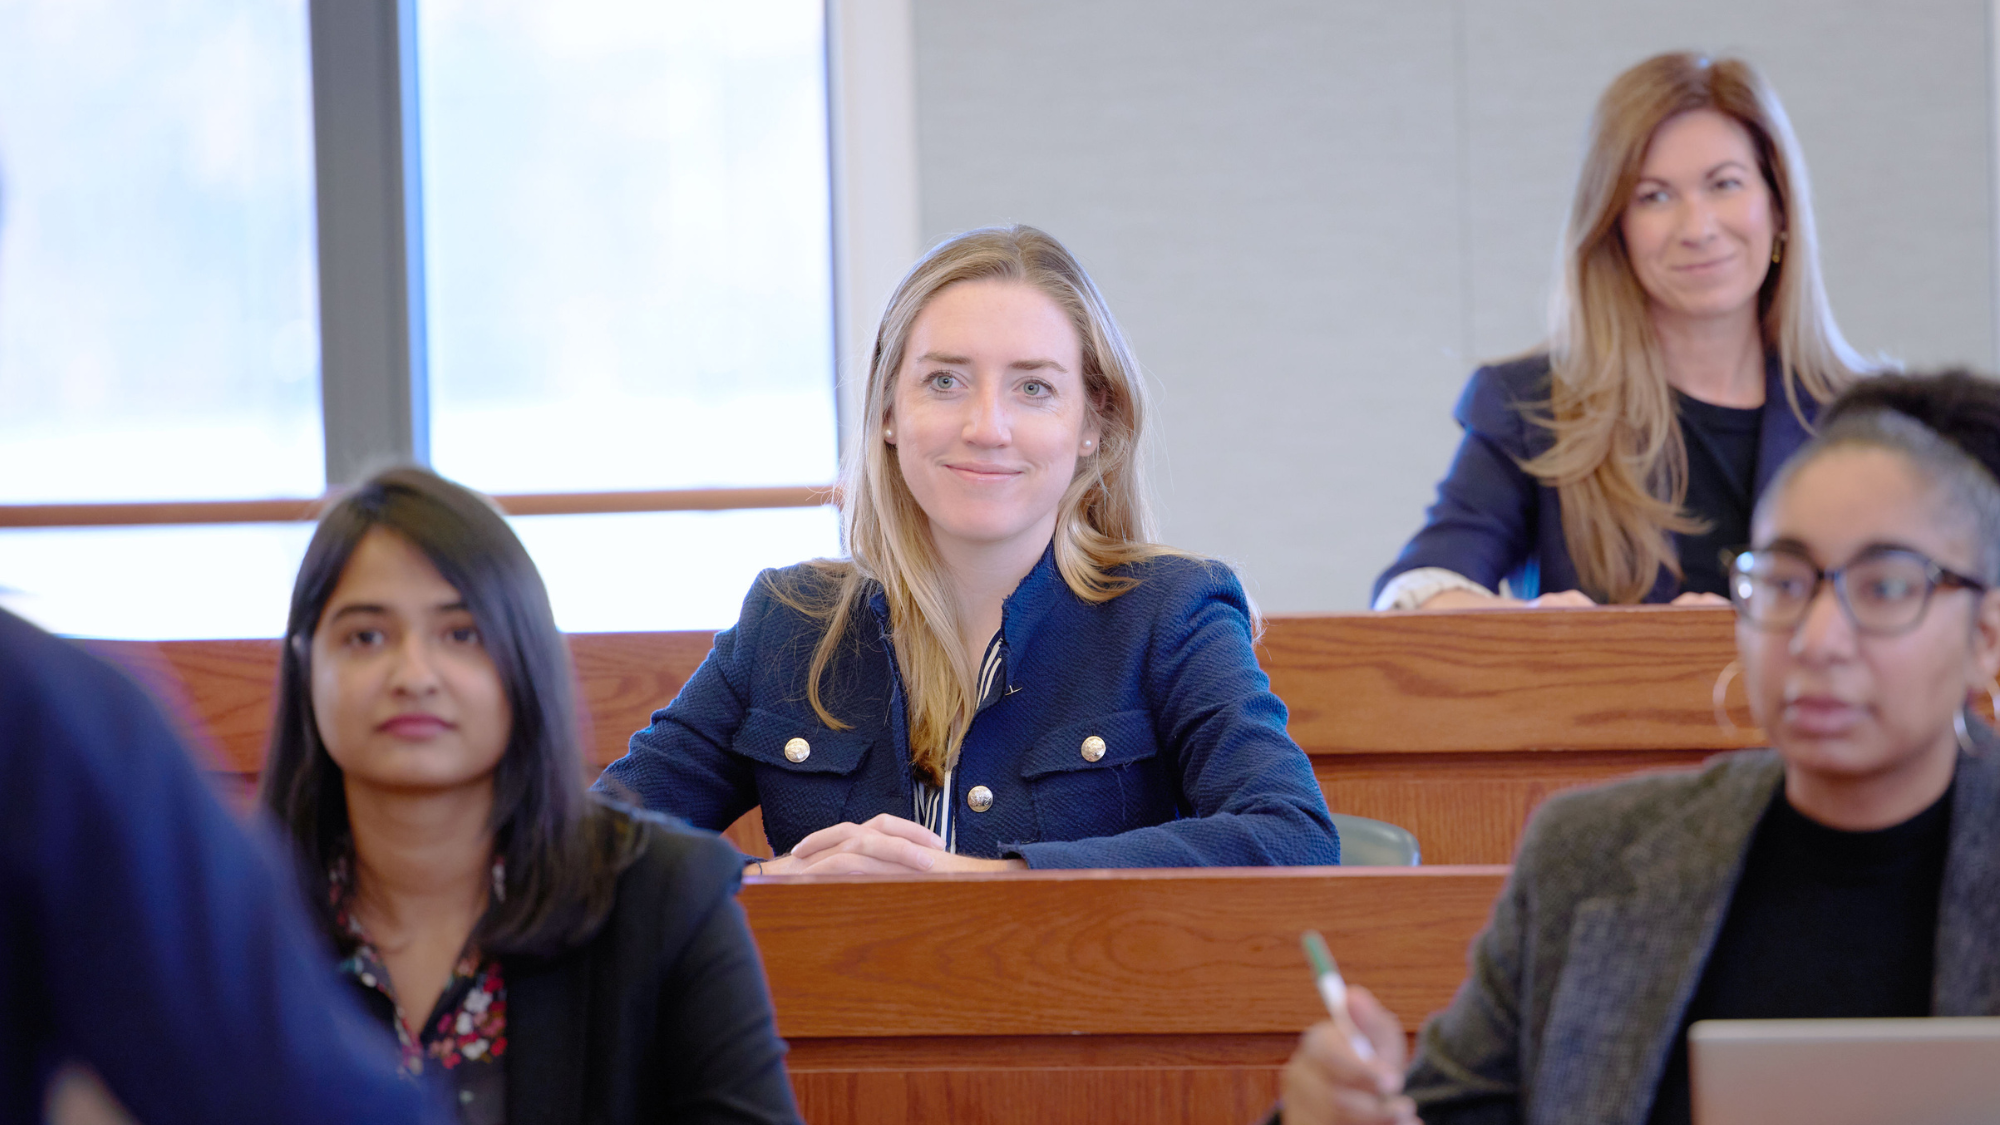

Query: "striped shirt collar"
left=913, top=630, right=1009, bottom=853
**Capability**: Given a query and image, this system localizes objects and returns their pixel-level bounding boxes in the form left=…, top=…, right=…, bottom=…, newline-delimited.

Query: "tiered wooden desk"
left=83, top=607, right=1770, bottom=1121
left=88, top=606, right=1759, bottom=864
left=1266, top=606, right=1764, bottom=863
left=741, top=866, right=1502, bottom=1124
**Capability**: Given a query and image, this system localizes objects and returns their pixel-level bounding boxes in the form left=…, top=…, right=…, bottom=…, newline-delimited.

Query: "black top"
left=1674, top=391, right=1763, bottom=596
left=336, top=856, right=507, bottom=1123
left=1645, top=782, right=1954, bottom=1125
left=493, top=809, right=801, bottom=1125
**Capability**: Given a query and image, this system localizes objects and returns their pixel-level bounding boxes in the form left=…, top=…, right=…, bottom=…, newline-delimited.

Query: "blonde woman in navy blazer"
left=596, top=226, right=1339, bottom=872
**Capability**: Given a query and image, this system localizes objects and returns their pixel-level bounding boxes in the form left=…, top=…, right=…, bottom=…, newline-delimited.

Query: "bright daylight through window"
left=0, top=0, right=841, bottom=638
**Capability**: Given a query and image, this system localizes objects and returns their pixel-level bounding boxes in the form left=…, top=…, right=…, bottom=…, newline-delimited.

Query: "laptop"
left=1690, top=1017, right=2000, bottom=1125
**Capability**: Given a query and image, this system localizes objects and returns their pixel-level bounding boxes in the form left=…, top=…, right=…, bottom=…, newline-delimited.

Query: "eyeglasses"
left=1728, top=545, right=1988, bottom=636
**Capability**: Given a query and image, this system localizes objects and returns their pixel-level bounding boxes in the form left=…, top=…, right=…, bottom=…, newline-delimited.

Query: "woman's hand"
left=759, top=814, right=1027, bottom=875
left=1420, top=588, right=1597, bottom=609
left=1669, top=591, right=1729, bottom=606
left=1280, top=986, right=1420, bottom=1125
left=1416, top=589, right=1523, bottom=610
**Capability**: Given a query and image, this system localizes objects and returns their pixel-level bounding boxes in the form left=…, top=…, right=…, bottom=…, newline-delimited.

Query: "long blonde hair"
left=781, top=225, right=1170, bottom=783
left=1522, top=51, right=1867, bottom=603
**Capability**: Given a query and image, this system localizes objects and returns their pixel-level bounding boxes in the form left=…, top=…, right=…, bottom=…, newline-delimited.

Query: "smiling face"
left=1738, top=447, right=2000, bottom=822
left=309, top=527, right=512, bottom=798
left=1620, top=108, right=1779, bottom=324
left=886, top=278, right=1101, bottom=564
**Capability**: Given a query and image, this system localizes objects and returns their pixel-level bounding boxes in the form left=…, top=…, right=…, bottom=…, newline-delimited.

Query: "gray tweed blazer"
left=1406, top=744, right=2000, bottom=1125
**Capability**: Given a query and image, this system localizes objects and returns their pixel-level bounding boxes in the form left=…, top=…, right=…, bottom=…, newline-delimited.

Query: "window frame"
left=0, top=0, right=919, bottom=534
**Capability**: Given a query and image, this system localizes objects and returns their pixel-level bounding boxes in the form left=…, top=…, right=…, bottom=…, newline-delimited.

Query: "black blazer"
left=1373, top=354, right=1817, bottom=603
left=502, top=814, right=800, bottom=1125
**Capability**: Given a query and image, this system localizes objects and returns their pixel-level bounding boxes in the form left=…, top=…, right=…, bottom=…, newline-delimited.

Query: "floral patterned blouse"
left=331, top=856, right=507, bottom=1125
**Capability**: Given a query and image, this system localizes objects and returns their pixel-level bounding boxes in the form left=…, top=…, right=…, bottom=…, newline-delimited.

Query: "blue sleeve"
left=592, top=577, right=765, bottom=832
left=1012, top=563, right=1342, bottom=869
left=1373, top=366, right=1544, bottom=599
left=0, top=612, right=448, bottom=1124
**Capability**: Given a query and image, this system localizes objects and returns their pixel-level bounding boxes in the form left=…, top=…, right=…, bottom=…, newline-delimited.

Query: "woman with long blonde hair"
left=597, top=225, right=1339, bottom=871
left=1375, top=51, right=1870, bottom=611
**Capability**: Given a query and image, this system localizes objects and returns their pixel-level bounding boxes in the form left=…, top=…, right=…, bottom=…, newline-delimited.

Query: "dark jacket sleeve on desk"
left=592, top=578, right=776, bottom=830
left=1374, top=358, right=1557, bottom=603
left=594, top=570, right=853, bottom=843
left=1376, top=354, right=1820, bottom=606
left=596, top=554, right=1337, bottom=868
left=1007, top=558, right=1340, bottom=869
left=507, top=812, right=800, bottom=1124
left=0, top=609, right=445, bottom=1125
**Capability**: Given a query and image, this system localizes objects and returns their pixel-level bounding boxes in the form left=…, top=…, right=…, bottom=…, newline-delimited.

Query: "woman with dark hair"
left=1375, top=51, right=1871, bottom=611
left=259, top=466, right=800, bottom=1125
left=1284, top=371, right=2000, bottom=1125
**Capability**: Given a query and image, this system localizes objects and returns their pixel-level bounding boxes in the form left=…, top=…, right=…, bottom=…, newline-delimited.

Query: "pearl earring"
left=884, top=428, right=894, bottom=442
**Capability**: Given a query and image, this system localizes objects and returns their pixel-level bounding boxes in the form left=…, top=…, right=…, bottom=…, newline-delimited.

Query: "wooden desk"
left=78, top=629, right=1536, bottom=1117
left=742, top=866, right=1506, bottom=1125
left=1267, top=606, right=1759, bottom=863
left=86, top=606, right=1796, bottom=864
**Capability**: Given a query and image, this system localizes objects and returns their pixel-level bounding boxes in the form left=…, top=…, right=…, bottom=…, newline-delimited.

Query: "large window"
left=420, top=0, right=837, bottom=495
left=0, top=0, right=323, bottom=505
left=0, top=0, right=321, bottom=638
left=0, top=0, right=841, bottom=639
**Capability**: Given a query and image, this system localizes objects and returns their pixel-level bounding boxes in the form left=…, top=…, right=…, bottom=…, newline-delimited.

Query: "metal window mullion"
left=308, top=0, right=429, bottom=487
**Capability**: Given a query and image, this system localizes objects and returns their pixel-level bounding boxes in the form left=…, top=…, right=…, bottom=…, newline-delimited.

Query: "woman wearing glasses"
left=1279, top=371, right=2000, bottom=1125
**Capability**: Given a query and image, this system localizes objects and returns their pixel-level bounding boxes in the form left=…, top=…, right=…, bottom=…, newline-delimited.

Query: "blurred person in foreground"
left=0, top=163, right=444, bottom=1122
left=1282, top=371, right=2000, bottom=1125
left=0, top=606, right=449, bottom=1123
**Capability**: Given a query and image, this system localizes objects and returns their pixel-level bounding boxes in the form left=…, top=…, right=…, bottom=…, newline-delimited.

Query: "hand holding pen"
left=1279, top=931, right=1421, bottom=1125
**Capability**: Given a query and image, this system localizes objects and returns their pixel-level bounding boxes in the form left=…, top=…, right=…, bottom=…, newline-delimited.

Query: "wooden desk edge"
left=741, top=864, right=1510, bottom=888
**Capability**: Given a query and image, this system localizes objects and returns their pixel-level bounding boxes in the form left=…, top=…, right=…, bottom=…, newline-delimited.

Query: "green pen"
left=1302, top=929, right=1377, bottom=1061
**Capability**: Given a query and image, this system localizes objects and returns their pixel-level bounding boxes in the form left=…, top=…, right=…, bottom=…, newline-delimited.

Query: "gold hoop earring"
left=1771, top=231, right=1786, bottom=265
left=1960, top=679, right=2000, bottom=754
left=1712, top=659, right=1743, bottom=736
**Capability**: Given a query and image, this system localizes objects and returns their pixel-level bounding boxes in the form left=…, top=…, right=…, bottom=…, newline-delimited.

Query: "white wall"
left=909, top=0, right=1995, bottom=610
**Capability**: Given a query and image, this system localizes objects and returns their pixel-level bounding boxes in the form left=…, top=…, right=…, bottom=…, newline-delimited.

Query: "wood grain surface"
left=748, top=868, right=1502, bottom=1125
left=788, top=1059, right=1287, bottom=1125
left=88, top=606, right=1941, bottom=865
left=738, top=866, right=1501, bottom=1038
left=1262, top=605, right=1758, bottom=755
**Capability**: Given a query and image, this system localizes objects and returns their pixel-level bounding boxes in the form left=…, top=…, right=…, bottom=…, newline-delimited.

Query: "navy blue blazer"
left=594, top=545, right=1341, bottom=868
left=0, top=609, right=445, bottom=1125
left=1374, top=354, right=1818, bottom=604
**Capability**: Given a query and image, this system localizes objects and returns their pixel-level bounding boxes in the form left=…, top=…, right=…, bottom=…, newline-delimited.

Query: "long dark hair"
left=259, top=466, right=638, bottom=957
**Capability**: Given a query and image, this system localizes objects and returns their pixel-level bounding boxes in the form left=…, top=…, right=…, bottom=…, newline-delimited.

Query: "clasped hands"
left=755, top=813, right=1027, bottom=875
left=1422, top=588, right=1729, bottom=610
